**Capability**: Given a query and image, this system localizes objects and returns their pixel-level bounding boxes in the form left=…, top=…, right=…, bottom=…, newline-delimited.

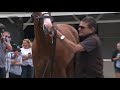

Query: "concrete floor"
left=103, top=61, right=116, bottom=78
left=6, top=61, right=116, bottom=78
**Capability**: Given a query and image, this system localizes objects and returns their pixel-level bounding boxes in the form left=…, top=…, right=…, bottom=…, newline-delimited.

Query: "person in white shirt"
left=21, top=39, right=34, bottom=78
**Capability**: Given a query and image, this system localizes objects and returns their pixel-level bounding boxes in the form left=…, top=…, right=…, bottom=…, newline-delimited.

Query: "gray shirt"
left=9, top=55, right=22, bottom=75
left=0, top=40, right=7, bottom=68
left=75, top=34, right=103, bottom=78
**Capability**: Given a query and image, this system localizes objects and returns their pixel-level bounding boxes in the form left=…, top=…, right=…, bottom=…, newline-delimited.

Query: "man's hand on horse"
left=44, top=18, right=53, bottom=31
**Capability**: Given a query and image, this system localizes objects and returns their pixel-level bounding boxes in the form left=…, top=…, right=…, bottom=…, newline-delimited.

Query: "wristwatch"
left=60, top=35, right=65, bottom=40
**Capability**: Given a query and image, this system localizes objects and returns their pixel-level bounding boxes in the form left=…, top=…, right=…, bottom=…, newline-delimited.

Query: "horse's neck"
left=33, top=16, right=44, bottom=42
left=34, top=25, right=51, bottom=47
left=33, top=12, right=52, bottom=51
left=34, top=28, right=45, bottom=44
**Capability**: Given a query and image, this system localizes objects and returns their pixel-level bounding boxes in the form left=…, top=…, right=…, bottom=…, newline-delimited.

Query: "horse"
left=32, top=12, right=79, bottom=78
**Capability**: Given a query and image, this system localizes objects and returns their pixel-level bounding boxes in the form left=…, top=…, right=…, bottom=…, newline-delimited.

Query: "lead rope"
left=42, top=59, right=50, bottom=78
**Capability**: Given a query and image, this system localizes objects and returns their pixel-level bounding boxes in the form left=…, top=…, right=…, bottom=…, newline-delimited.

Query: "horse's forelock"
left=34, top=12, right=42, bottom=16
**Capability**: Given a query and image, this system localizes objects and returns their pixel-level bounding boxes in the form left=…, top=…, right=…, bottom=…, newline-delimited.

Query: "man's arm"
left=41, top=12, right=85, bottom=53
left=57, top=30, right=85, bottom=53
left=2, top=35, right=12, bottom=51
left=111, top=50, right=119, bottom=61
left=4, top=40, right=12, bottom=51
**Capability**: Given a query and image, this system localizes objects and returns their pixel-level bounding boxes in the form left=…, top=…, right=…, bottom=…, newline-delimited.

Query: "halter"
left=31, top=12, right=55, bottom=38
left=32, top=12, right=56, bottom=78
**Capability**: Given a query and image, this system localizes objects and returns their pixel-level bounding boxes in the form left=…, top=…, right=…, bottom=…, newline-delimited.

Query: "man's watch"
left=60, top=35, right=65, bottom=40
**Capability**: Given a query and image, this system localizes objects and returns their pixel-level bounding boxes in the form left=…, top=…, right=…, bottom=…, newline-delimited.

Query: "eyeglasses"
left=78, top=26, right=86, bottom=29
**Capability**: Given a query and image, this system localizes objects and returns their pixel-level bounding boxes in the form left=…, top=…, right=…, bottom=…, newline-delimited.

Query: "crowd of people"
left=0, top=23, right=34, bottom=78
left=0, top=12, right=119, bottom=78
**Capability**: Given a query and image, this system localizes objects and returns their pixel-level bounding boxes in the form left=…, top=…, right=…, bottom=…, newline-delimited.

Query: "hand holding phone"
left=28, top=53, right=32, bottom=58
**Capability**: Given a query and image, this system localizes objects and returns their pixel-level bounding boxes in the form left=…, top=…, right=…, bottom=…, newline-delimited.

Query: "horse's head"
left=31, top=12, right=54, bottom=36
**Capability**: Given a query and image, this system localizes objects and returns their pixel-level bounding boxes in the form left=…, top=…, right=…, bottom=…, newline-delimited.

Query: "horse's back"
left=55, top=24, right=79, bottom=67
left=53, top=24, right=79, bottom=77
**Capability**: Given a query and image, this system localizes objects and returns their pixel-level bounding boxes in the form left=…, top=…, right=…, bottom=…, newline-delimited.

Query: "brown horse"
left=32, top=12, right=79, bottom=78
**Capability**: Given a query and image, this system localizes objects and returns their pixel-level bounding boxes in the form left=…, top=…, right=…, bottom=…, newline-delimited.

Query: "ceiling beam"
left=23, top=19, right=120, bottom=27
left=95, top=14, right=104, bottom=21
left=0, top=12, right=118, bottom=18
left=7, top=17, right=15, bottom=24
left=72, top=15, right=80, bottom=21
left=97, top=19, right=120, bottom=23
left=23, top=17, right=32, bottom=30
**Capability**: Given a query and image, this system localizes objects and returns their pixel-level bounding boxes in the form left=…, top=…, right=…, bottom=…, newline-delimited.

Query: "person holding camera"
left=112, top=42, right=120, bottom=78
left=0, top=24, right=12, bottom=78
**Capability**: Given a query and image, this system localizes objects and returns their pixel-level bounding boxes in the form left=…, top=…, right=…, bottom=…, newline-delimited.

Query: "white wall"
left=98, top=23, right=120, bottom=59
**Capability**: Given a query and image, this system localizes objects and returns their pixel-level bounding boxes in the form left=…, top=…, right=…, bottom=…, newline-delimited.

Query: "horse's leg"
left=34, top=59, right=46, bottom=78
left=53, top=62, right=67, bottom=78
left=66, top=58, right=75, bottom=78
left=66, top=62, right=73, bottom=78
left=54, top=67, right=67, bottom=78
left=34, top=64, right=42, bottom=78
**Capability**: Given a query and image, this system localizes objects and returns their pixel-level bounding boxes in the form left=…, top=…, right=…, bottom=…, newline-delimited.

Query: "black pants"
left=21, top=65, right=34, bottom=78
left=9, top=72, right=21, bottom=78
left=0, top=67, right=6, bottom=78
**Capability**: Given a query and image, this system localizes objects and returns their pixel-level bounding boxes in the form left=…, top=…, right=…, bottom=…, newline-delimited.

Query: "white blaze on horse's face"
left=43, top=18, right=53, bottom=32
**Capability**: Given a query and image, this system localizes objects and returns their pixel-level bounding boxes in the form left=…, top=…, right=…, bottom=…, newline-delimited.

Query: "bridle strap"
left=49, top=27, right=57, bottom=78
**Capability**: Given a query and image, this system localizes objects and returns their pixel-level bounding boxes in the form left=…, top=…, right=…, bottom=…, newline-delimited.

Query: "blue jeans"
left=115, top=67, right=120, bottom=73
left=9, top=72, right=21, bottom=78
left=21, top=65, right=34, bottom=78
left=0, top=67, right=6, bottom=78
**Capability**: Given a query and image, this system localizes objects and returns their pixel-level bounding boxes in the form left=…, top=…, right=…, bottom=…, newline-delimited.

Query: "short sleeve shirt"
left=75, top=34, right=103, bottom=78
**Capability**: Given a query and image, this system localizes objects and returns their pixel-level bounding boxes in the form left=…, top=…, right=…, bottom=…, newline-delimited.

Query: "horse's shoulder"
left=57, top=24, right=79, bottom=43
left=55, top=24, right=78, bottom=34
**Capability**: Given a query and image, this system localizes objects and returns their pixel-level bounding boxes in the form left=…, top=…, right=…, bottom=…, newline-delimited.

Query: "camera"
left=11, top=53, right=16, bottom=59
left=1, top=37, right=8, bottom=43
left=12, top=44, right=21, bottom=52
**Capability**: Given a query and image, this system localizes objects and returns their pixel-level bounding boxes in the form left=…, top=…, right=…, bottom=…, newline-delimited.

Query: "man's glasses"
left=78, top=26, right=86, bottom=29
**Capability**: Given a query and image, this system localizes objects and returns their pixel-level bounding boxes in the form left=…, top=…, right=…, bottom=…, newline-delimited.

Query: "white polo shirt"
left=20, top=48, right=33, bottom=67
